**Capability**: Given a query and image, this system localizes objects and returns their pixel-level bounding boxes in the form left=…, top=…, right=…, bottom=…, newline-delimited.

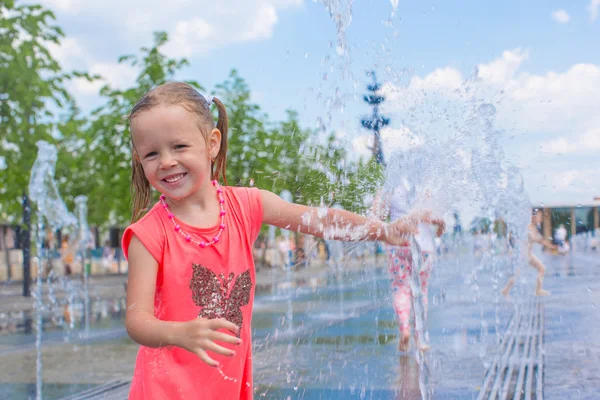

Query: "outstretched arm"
left=260, top=189, right=420, bottom=244
left=529, top=225, right=556, bottom=250
left=370, top=190, right=390, bottom=221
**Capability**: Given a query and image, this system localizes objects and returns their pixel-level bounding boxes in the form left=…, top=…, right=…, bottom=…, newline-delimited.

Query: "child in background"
left=374, top=178, right=445, bottom=352
left=122, top=82, right=433, bottom=399
left=501, top=209, right=556, bottom=298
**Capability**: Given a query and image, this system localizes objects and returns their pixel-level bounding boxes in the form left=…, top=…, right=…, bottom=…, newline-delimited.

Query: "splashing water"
left=315, top=0, right=354, bottom=58
left=310, top=1, right=534, bottom=395
left=28, top=141, right=77, bottom=230
left=28, top=141, right=93, bottom=400
left=380, top=73, right=532, bottom=397
left=75, top=195, right=93, bottom=336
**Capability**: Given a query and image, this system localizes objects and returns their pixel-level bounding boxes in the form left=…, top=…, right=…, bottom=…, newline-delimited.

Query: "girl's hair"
left=128, top=81, right=229, bottom=222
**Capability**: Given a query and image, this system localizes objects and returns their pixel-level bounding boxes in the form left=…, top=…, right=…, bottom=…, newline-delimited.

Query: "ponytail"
left=211, top=97, right=229, bottom=184
left=131, top=154, right=152, bottom=223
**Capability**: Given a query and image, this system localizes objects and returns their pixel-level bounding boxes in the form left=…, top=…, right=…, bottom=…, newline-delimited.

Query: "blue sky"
left=40, top=0, right=600, bottom=214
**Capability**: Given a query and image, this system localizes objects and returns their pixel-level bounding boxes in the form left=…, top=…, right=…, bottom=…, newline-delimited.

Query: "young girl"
left=122, top=82, right=432, bottom=399
left=374, top=178, right=445, bottom=352
left=501, top=209, right=555, bottom=298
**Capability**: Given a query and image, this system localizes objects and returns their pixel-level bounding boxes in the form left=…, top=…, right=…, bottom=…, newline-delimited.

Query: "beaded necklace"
left=159, top=180, right=226, bottom=248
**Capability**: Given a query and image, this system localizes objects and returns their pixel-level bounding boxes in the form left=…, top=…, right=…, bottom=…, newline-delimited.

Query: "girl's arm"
left=528, top=225, right=556, bottom=250
left=260, top=189, right=421, bottom=245
left=125, top=236, right=240, bottom=366
left=370, top=190, right=390, bottom=221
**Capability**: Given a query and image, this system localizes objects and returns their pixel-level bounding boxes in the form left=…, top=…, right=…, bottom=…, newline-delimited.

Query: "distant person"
left=374, top=177, right=445, bottom=352
left=554, top=224, right=567, bottom=247
left=501, top=209, right=556, bottom=298
left=121, top=82, right=431, bottom=399
left=102, top=240, right=114, bottom=272
left=61, top=234, right=74, bottom=276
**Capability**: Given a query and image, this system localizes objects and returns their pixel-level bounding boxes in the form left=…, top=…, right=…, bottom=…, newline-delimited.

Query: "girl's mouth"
left=163, top=173, right=186, bottom=184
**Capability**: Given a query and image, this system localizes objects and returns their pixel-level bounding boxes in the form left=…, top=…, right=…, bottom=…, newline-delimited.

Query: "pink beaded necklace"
left=159, top=180, right=226, bottom=248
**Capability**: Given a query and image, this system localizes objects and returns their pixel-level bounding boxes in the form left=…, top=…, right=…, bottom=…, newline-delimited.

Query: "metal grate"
left=478, top=298, right=545, bottom=400
left=60, top=380, right=130, bottom=400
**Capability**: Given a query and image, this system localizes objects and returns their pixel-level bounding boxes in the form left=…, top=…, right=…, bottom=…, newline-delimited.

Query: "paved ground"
left=540, top=251, right=600, bottom=399
left=0, top=247, right=598, bottom=399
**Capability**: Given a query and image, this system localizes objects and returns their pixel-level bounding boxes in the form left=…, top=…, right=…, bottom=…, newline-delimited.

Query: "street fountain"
left=28, top=140, right=93, bottom=399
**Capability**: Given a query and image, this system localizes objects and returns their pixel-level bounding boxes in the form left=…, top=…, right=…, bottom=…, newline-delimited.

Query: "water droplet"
left=477, top=103, right=496, bottom=118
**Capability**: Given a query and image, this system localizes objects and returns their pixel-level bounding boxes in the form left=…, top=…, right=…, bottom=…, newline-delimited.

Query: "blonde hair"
left=128, top=82, right=229, bottom=222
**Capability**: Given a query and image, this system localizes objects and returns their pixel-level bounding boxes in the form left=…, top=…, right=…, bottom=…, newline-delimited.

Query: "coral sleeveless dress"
left=122, top=186, right=263, bottom=399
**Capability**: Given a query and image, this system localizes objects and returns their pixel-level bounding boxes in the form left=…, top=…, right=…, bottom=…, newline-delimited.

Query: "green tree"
left=213, top=73, right=336, bottom=207
left=213, top=70, right=268, bottom=187
left=334, top=158, right=383, bottom=213
left=0, top=0, right=80, bottom=221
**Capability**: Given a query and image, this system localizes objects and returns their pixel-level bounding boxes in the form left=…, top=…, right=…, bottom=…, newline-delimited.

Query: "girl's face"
left=532, top=211, right=542, bottom=224
left=131, top=104, right=220, bottom=201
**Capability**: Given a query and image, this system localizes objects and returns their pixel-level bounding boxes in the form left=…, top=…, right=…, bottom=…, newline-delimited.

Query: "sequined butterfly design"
left=189, top=264, right=252, bottom=337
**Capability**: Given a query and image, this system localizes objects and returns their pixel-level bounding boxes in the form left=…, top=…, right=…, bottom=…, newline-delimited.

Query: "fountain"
left=279, top=190, right=295, bottom=336
left=74, top=195, right=94, bottom=336
left=27, top=140, right=91, bottom=399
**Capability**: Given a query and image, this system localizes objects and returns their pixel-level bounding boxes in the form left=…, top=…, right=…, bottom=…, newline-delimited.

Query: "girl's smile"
left=162, top=172, right=188, bottom=185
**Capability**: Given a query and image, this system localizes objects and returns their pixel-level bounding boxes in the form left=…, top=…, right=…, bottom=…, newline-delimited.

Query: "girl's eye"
left=175, top=144, right=187, bottom=150
left=144, top=152, right=157, bottom=158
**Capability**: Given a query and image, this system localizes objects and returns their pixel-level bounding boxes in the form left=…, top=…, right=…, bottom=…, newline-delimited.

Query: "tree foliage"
left=1, top=6, right=383, bottom=229
left=0, top=1, right=74, bottom=220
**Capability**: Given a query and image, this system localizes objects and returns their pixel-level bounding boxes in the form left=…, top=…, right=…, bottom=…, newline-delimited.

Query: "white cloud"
left=588, top=0, right=600, bottom=21
left=476, top=49, right=529, bottom=84
left=47, top=36, right=138, bottom=95
left=38, top=0, right=304, bottom=58
left=241, top=3, right=278, bottom=41
left=163, top=18, right=214, bottom=58
left=351, top=126, right=422, bottom=161
left=46, top=37, right=87, bottom=70
left=350, top=135, right=372, bottom=160
left=549, top=169, right=600, bottom=192
left=551, top=9, right=570, bottom=24
left=39, top=0, right=83, bottom=12
left=542, top=128, right=600, bottom=154
left=379, top=49, right=600, bottom=205
left=381, top=49, right=600, bottom=136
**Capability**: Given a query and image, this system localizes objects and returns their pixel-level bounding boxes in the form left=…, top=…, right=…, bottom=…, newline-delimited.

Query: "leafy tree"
left=213, top=70, right=268, bottom=187
left=0, top=0, right=81, bottom=221
left=337, top=157, right=384, bottom=213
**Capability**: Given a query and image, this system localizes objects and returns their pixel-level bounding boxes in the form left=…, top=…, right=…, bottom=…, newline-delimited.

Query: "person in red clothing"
left=123, top=81, right=434, bottom=399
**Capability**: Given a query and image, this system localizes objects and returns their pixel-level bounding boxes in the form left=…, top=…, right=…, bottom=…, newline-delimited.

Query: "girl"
left=122, top=82, right=432, bottom=399
left=501, top=209, right=555, bottom=298
left=374, top=177, right=445, bottom=352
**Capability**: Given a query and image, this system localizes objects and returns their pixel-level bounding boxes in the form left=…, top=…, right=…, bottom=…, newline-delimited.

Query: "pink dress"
left=122, top=186, right=263, bottom=399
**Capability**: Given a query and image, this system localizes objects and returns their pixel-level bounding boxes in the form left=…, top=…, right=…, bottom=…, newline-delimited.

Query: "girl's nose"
left=159, top=155, right=177, bottom=169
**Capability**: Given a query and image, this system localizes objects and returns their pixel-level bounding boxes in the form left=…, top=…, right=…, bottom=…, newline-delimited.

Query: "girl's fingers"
left=196, top=349, right=220, bottom=367
left=210, top=330, right=242, bottom=345
left=210, top=318, right=240, bottom=335
left=202, top=340, right=237, bottom=357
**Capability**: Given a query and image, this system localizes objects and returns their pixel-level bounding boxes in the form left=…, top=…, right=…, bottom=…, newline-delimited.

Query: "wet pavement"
left=0, top=247, right=598, bottom=399
left=541, top=251, right=600, bottom=399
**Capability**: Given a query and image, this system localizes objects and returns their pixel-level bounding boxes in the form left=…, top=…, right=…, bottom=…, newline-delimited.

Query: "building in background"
left=532, top=201, right=600, bottom=241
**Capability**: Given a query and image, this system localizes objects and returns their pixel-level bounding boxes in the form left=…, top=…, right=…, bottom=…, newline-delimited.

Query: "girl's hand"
left=432, top=218, right=446, bottom=237
left=176, top=318, right=241, bottom=367
left=384, top=211, right=430, bottom=245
